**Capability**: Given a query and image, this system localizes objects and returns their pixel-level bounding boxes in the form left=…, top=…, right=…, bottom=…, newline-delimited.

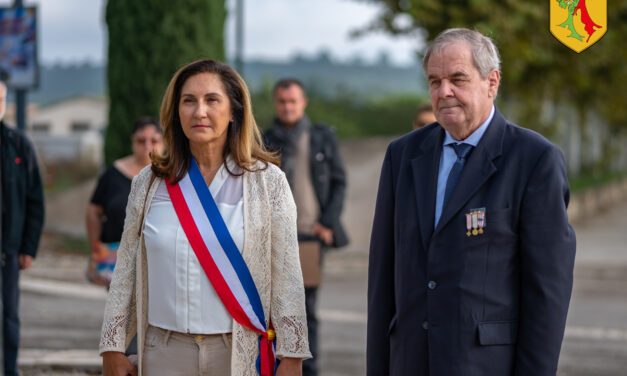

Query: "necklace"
left=200, top=161, right=223, bottom=181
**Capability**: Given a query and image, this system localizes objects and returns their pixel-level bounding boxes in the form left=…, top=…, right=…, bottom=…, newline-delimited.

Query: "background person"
left=0, top=81, right=45, bottom=376
left=86, top=116, right=163, bottom=288
left=412, top=102, right=436, bottom=129
left=367, top=28, right=576, bottom=375
left=99, top=59, right=310, bottom=376
left=263, top=78, right=348, bottom=376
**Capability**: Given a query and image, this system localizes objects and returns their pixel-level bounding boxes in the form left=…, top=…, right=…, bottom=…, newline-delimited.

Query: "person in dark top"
left=85, top=117, right=163, bottom=287
left=263, top=78, right=348, bottom=376
left=1, top=81, right=45, bottom=376
left=413, top=102, right=436, bottom=130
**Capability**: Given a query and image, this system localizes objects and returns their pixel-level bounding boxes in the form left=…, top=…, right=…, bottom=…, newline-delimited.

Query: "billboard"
left=0, top=6, right=38, bottom=89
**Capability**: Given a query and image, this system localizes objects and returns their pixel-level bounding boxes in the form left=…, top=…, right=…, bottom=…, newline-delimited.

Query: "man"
left=264, top=78, right=348, bottom=376
left=412, top=103, right=436, bottom=130
left=0, top=81, right=45, bottom=376
left=367, top=29, right=576, bottom=375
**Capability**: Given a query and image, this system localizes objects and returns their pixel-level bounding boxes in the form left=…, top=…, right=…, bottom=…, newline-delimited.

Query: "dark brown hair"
left=273, top=77, right=306, bottom=97
left=151, top=59, right=279, bottom=183
left=132, top=116, right=162, bottom=135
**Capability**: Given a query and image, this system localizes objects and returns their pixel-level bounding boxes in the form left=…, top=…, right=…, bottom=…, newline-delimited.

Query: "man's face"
left=274, top=84, right=307, bottom=127
left=427, top=42, right=499, bottom=140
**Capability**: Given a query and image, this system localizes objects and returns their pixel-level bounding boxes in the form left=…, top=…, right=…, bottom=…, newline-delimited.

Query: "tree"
left=356, top=0, right=627, bottom=141
left=105, top=0, right=226, bottom=164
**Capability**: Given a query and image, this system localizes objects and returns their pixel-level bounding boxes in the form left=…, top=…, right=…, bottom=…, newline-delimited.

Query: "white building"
left=23, top=95, right=108, bottom=167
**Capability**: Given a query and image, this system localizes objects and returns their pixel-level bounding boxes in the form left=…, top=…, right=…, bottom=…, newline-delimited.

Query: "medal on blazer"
left=466, top=208, right=486, bottom=236
left=466, top=212, right=472, bottom=237
left=477, top=210, right=485, bottom=234
left=167, top=158, right=279, bottom=376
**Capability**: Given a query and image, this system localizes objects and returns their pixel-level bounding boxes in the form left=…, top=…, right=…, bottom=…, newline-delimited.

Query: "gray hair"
left=422, top=28, right=501, bottom=78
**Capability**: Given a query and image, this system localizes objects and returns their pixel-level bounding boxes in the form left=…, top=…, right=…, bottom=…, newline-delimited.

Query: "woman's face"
left=178, top=72, right=232, bottom=148
left=131, top=125, right=163, bottom=163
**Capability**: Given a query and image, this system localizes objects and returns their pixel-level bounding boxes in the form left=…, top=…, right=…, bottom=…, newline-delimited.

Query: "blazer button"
left=422, top=321, right=430, bottom=330
left=428, top=281, right=437, bottom=290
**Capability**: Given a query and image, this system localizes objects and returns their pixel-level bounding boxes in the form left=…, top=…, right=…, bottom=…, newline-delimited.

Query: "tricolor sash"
left=166, top=158, right=278, bottom=376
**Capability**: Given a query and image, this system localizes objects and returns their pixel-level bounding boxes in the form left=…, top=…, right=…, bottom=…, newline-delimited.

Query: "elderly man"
left=367, top=28, right=576, bottom=376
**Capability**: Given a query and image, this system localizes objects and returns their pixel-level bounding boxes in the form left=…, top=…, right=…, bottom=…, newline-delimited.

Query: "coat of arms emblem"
left=550, top=0, right=606, bottom=53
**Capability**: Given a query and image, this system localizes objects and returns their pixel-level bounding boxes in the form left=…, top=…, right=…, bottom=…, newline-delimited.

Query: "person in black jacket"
left=0, top=81, right=45, bottom=376
left=263, top=78, right=348, bottom=376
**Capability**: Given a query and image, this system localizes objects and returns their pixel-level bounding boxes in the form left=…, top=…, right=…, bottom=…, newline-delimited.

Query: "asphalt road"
left=17, top=137, right=627, bottom=375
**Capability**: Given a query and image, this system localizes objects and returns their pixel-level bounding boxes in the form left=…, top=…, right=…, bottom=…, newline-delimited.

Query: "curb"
left=568, top=177, right=627, bottom=223
left=20, top=277, right=107, bottom=300
left=19, top=349, right=101, bottom=373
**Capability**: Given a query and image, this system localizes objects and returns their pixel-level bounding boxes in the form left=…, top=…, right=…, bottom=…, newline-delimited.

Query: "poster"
left=0, top=6, right=38, bottom=89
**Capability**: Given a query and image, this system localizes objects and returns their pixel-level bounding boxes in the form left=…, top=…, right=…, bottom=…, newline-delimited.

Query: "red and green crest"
left=550, top=0, right=606, bottom=52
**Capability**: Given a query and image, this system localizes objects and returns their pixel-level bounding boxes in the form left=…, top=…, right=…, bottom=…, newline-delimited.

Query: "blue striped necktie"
left=443, top=143, right=474, bottom=207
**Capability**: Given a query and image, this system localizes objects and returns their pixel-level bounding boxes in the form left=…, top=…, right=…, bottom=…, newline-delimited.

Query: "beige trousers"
left=143, top=325, right=232, bottom=376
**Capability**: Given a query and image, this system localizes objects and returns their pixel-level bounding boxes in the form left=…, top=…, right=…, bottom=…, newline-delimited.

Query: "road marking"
left=18, top=349, right=101, bottom=367
left=565, top=326, right=627, bottom=342
left=320, top=309, right=367, bottom=324
left=20, top=278, right=107, bottom=300
left=20, top=279, right=627, bottom=343
left=320, top=309, right=627, bottom=342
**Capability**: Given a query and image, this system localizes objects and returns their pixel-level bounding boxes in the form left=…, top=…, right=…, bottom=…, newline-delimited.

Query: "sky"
left=0, top=0, right=422, bottom=66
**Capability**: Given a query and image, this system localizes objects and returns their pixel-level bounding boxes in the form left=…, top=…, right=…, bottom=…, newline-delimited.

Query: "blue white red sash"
left=166, top=158, right=278, bottom=376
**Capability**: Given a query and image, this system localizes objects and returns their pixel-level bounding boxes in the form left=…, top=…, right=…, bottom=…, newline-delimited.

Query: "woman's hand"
left=276, top=357, right=303, bottom=376
left=102, top=351, right=137, bottom=376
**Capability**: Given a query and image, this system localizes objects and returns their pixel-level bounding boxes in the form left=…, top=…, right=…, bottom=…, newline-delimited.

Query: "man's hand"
left=276, top=357, right=303, bottom=376
left=19, top=254, right=33, bottom=270
left=102, top=351, right=137, bottom=376
left=312, top=223, right=333, bottom=246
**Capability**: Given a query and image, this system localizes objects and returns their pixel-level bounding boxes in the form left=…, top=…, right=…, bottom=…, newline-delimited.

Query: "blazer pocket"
left=387, top=314, right=398, bottom=336
left=477, top=320, right=518, bottom=345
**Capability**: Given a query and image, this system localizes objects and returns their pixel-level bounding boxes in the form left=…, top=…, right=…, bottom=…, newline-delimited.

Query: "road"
left=18, top=137, right=627, bottom=375
left=316, top=200, right=627, bottom=376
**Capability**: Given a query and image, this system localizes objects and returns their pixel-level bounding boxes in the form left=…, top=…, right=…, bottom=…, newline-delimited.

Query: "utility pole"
left=14, top=0, right=26, bottom=130
left=234, top=0, right=244, bottom=75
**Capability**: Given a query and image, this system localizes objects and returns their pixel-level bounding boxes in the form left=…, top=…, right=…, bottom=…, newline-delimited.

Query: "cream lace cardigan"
left=99, top=162, right=311, bottom=375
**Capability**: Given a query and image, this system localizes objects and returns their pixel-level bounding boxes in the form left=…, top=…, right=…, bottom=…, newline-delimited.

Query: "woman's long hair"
left=151, top=59, right=279, bottom=183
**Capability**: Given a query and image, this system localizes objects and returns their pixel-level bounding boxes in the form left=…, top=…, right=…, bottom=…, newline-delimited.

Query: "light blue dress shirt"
left=434, top=105, right=495, bottom=226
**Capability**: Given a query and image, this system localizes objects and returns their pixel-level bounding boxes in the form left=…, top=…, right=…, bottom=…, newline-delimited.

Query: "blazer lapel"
left=434, top=109, right=506, bottom=234
left=411, top=127, right=444, bottom=250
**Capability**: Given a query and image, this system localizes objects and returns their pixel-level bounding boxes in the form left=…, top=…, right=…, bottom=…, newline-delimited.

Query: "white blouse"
left=143, top=162, right=244, bottom=334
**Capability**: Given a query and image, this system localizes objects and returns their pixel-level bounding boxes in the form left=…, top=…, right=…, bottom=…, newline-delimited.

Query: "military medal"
left=467, top=208, right=486, bottom=236
left=466, top=213, right=472, bottom=236
left=477, top=210, right=485, bottom=234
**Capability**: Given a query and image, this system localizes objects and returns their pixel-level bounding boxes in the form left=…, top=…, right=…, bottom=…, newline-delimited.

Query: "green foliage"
left=60, top=235, right=91, bottom=256
left=358, top=0, right=627, bottom=141
left=43, top=160, right=99, bottom=195
left=105, top=0, right=226, bottom=164
left=569, top=170, right=627, bottom=193
left=252, top=83, right=428, bottom=138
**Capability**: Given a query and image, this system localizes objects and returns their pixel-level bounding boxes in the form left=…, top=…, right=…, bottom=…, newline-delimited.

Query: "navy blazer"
left=367, top=108, right=576, bottom=376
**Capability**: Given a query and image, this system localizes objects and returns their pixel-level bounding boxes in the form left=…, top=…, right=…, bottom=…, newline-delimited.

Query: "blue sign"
left=0, top=7, right=38, bottom=89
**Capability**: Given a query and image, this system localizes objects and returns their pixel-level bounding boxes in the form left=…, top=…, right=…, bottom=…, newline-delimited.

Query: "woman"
left=86, top=117, right=163, bottom=287
left=99, top=59, right=311, bottom=376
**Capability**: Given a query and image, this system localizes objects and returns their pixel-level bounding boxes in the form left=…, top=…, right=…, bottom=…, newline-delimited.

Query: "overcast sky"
left=0, top=0, right=422, bottom=66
